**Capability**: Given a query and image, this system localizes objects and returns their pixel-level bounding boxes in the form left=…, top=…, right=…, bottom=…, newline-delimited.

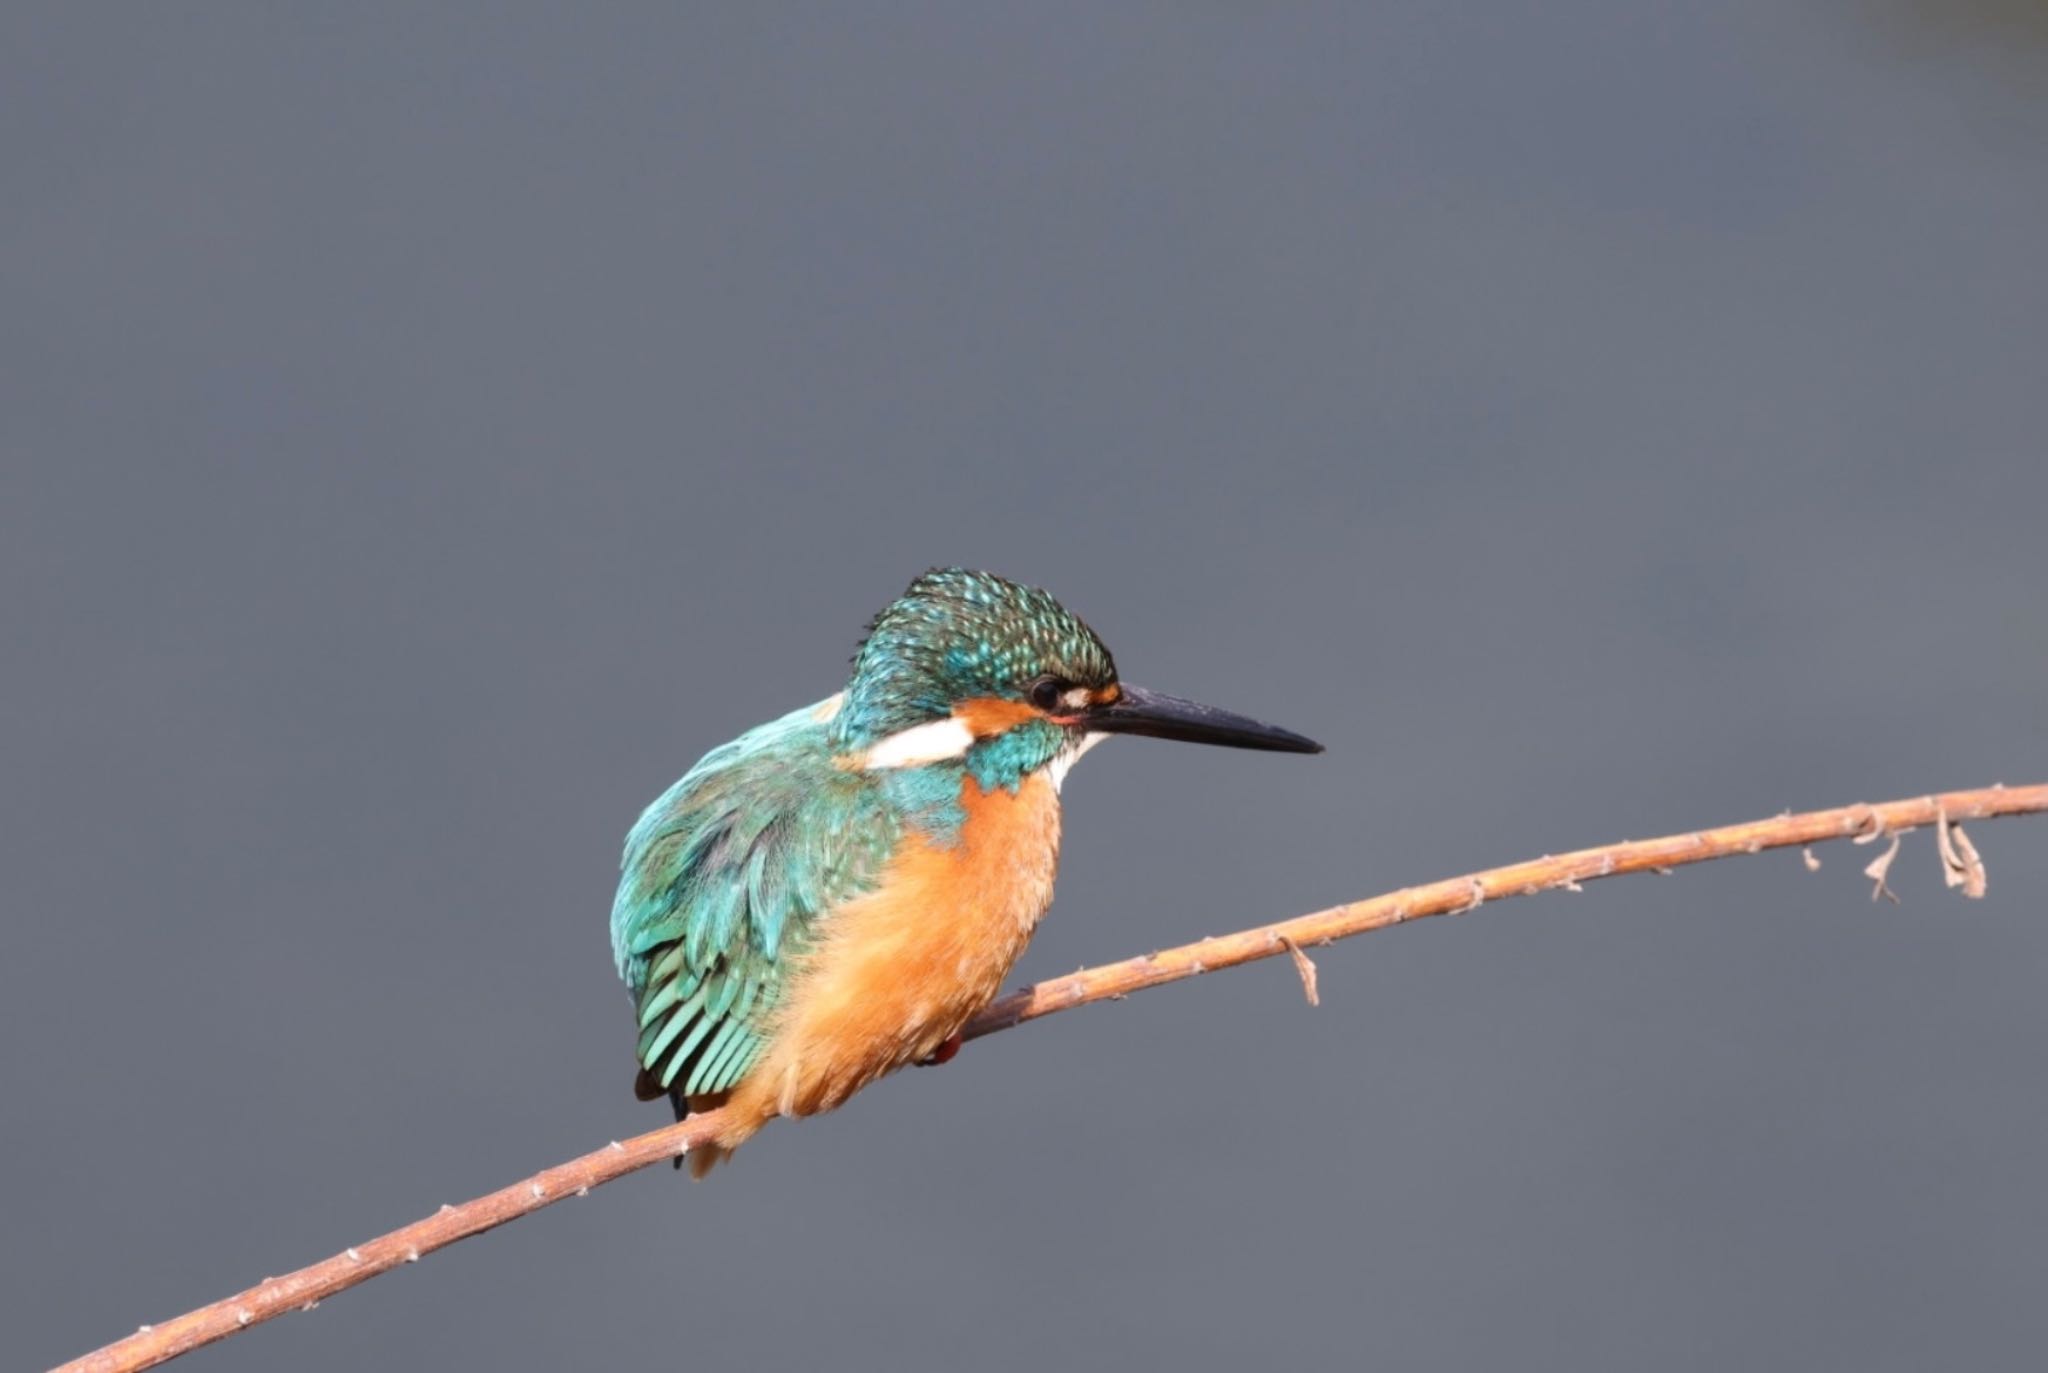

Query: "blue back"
left=610, top=699, right=899, bottom=1101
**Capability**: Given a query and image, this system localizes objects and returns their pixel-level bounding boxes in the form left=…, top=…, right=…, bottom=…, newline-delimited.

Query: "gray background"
left=7, top=5, right=2047, bottom=1370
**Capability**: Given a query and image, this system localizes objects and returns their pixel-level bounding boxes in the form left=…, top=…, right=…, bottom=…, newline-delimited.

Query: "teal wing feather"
left=610, top=698, right=898, bottom=1111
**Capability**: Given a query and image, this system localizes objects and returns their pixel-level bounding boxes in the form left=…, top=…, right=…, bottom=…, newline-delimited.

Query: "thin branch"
left=57, top=782, right=2048, bottom=1373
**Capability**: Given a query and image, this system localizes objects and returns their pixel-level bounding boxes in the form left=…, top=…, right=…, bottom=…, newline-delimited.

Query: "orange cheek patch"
left=952, top=697, right=1044, bottom=737
left=1046, top=685, right=1118, bottom=726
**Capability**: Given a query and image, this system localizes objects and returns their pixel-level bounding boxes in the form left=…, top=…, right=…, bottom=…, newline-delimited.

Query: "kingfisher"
left=610, top=568, right=1320, bottom=1176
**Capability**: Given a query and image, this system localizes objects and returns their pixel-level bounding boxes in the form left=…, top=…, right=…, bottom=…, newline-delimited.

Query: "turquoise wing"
left=610, top=698, right=897, bottom=1109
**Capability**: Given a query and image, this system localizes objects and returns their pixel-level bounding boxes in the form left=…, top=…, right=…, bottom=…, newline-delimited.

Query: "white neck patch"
left=859, top=716, right=976, bottom=770
left=1046, top=731, right=1108, bottom=793
left=859, top=719, right=1108, bottom=785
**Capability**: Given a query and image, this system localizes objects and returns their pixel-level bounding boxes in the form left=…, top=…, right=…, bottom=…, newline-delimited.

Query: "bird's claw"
left=917, top=1033, right=964, bottom=1067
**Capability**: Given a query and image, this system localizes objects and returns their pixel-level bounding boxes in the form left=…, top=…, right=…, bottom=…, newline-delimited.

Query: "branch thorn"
left=1277, top=934, right=1321, bottom=1007
left=1936, top=804, right=1988, bottom=899
left=1863, top=832, right=1903, bottom=903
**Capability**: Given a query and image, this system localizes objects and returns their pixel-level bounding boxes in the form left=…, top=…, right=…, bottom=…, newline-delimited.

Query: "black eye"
left=1028, top=676, right=1069, bottom=712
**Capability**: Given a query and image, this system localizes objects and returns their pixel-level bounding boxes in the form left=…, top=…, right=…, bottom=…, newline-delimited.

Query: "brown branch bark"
left=56, top=782, right=2048, bottom=1373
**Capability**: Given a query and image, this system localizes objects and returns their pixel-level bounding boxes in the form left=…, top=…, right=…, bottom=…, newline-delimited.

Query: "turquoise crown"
left=831, top=568, right=1116, bottom=748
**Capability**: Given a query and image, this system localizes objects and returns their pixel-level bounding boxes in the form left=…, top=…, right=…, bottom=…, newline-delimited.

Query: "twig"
left=55, top=782, right=2048, bottom=1373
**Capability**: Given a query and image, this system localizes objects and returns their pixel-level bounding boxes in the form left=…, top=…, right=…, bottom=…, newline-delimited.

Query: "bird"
left=609, top=568, right=1321, bottom=1176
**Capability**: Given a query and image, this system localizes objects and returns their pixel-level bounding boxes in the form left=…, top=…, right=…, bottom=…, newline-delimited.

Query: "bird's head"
left=832, top=568, right=1319, bottom=791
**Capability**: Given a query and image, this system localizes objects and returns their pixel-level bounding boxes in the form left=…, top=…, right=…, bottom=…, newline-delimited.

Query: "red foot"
left=918, top=1032, right=964, bottom=1067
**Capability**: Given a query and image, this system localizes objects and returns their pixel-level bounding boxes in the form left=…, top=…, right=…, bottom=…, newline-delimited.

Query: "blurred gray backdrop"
left=6, top=5, right=2047, bottom=1370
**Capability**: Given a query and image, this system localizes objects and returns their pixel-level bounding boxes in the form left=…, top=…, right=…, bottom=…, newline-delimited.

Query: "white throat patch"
left=1045, top=731, right=1108, bottom=793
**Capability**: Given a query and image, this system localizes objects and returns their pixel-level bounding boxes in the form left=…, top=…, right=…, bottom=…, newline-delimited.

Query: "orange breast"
left=720, top=770, right=1062, bottom=1134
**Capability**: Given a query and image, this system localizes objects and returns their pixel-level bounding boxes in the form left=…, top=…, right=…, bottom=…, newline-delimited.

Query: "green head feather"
left=831, top=568, right=1117, bottom=752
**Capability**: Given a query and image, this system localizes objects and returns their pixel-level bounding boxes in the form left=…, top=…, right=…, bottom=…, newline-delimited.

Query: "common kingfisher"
left=610, top=568, right=1320, bottom=1175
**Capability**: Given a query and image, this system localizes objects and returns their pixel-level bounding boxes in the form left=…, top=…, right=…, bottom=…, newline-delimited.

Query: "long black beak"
left=1080, top=683, right=1323, bottom=754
